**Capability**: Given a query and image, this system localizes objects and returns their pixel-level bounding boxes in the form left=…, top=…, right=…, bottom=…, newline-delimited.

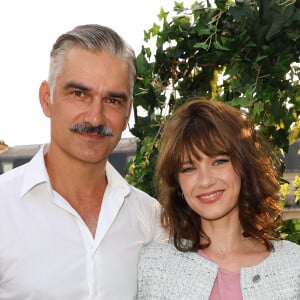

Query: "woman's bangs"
left=182, top=126, right=227, bottom=160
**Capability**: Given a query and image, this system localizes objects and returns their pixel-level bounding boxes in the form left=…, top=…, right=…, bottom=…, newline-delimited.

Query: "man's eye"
left=109, top=98, right=119, bottom=104
left=106, top=98, right=122, bottom=105
left=73, top=90, right=85, bottom=97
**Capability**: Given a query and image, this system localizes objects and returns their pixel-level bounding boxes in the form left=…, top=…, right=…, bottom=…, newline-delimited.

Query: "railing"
left=283, top=208, right=300, bottom=220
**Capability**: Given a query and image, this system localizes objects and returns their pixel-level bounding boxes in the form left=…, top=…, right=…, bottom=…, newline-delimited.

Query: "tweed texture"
left=137, top=240, right=300, bottom=299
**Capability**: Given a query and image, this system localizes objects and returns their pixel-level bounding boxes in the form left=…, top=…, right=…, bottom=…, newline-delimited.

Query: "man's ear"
left=39, top=80, right=52, bottom=117
left=123, top=100, right=133, bottom=131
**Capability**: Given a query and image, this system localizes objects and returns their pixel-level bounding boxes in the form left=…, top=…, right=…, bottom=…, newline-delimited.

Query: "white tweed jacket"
left=137, top=239, right=300, bottom=299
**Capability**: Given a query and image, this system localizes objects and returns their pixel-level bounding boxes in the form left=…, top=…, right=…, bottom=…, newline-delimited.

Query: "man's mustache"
left=69, top=124, right=114, bottom=136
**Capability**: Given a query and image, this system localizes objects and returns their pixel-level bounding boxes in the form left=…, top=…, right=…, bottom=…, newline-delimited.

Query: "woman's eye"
left=213, top=158, right=229, bottom=166
left=180, top=166, right=196, bottom=173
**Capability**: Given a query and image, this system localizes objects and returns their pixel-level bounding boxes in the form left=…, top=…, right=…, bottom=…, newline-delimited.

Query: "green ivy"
left=280, top=219, right=300, bottom=244
left=126, top=0, right=300, bottom=198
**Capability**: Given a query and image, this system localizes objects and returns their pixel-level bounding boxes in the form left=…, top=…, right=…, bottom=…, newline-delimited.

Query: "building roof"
left=0, top=144, right=42, bottom=161
left=0, top=138, right=138, bottom=161
left=0, top=142, right=8, bottom=154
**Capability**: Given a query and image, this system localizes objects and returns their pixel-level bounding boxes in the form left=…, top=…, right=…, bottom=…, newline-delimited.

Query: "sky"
left=0, top=0, right=194, bottom=146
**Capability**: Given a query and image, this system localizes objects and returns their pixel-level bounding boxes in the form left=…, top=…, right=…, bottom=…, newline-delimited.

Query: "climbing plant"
left=126, top=0, right=300, bottom=197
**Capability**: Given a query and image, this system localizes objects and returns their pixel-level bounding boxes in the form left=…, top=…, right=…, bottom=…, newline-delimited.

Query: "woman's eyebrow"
left=181, top=159, right=193, bottom=165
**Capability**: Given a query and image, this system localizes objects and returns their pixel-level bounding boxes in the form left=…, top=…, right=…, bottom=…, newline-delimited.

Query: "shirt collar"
left=20, top=144, right=131, bottom=199
left=105, top=161, right=130, bottom=197
left=20, top=144, right=50, bottom=198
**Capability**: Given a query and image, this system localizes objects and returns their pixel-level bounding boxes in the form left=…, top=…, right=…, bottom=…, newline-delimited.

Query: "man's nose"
left=84, top=99, right=105, bottom=126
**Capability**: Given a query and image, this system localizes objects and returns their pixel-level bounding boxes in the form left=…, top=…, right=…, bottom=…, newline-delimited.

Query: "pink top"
left=198, top=251, right=242, bottom=300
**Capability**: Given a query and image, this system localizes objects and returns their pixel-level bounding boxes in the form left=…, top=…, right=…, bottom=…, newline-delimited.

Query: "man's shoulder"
left=126, top=184, right=163, bottom=217
left=129, top=184, right=156, bottom=202
left=0, top=166, right=26, bottom=206
left=0, top=165, right=24, bottom=186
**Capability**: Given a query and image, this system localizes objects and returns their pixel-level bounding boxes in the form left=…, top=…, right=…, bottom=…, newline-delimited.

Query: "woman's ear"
left=39, top=80, right=52, bottom=117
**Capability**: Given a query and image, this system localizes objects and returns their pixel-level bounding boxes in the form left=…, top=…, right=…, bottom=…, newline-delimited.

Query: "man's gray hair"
left=48, top=24, right=137, bottom=99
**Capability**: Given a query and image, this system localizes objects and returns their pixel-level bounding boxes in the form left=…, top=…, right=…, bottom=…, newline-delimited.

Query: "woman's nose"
left=197, top=167, right=216, bottom=188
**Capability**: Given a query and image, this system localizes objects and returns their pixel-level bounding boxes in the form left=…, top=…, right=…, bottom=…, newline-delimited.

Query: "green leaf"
left=215, top=0, right=227, bottom=10
left=266, top=19, right=284, bottom=41
left=193, top=42, right=209, bottom=49
left=253, top=102, right=265, bottom=117
left=213, top=40, right=230, bottom=51
left=195, top=28, right=211, bottom=36
left=255, top=55, right=268, bottom=63
left=157, top=7, right=168, bottom=21
left=228, top=97, right=250, bottom=108
left=149, top=23, right=161, bottom=36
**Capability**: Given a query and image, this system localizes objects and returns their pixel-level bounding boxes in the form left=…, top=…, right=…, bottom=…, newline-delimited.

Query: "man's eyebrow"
left=107, top=92, right=128, bottom=102
left=63, top=81, right=91, bottom=91
left=63, top=82, right=129, bottom=101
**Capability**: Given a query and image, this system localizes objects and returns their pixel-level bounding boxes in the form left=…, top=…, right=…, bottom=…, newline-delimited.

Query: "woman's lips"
left=196, top=190, right=224, bottom=204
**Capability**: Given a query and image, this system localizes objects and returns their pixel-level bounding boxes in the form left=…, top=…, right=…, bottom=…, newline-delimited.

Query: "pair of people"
left=0, top=23, right=298, bottom=299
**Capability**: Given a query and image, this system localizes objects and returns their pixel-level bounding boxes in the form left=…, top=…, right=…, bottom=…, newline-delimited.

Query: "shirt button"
left=252, top=274, right=261, bottom=283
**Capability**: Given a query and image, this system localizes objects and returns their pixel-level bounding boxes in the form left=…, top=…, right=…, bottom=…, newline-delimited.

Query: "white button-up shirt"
left=0, top=145, right=165, bottom=300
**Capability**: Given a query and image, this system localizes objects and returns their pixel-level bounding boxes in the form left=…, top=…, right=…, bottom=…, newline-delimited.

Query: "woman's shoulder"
left=139, top=239, right=216, bottom=269
left=272, top=239, right=300, bottom=259
left=141, top=239, right=198, bottom=255
left=140, top=240, right=178, bottom=258
left=260, top=239, right=300, bottom=272
left=138, top=240, right=218, bottom=299
left=273, top=239, right=300, bottom=252
left=241, top=240, right=300, bottom=299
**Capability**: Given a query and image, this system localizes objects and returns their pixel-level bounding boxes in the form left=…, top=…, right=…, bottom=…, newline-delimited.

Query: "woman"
left=137, top=98, right=300, bottom=299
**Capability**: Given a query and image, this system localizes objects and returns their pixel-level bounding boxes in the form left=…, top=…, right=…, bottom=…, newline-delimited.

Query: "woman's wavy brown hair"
left=155, top=98, right=283, bottom=252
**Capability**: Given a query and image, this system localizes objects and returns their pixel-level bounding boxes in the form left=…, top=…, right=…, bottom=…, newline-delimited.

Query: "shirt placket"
left=76, top=220, right=100, bottom=299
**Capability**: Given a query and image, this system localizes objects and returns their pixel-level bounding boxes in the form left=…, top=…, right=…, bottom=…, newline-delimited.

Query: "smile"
left=196, top=190, right=224, bottom=204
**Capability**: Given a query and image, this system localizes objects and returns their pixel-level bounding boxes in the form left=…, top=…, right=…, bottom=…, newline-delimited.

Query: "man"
left=0, top=24, right=165, bottom=299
